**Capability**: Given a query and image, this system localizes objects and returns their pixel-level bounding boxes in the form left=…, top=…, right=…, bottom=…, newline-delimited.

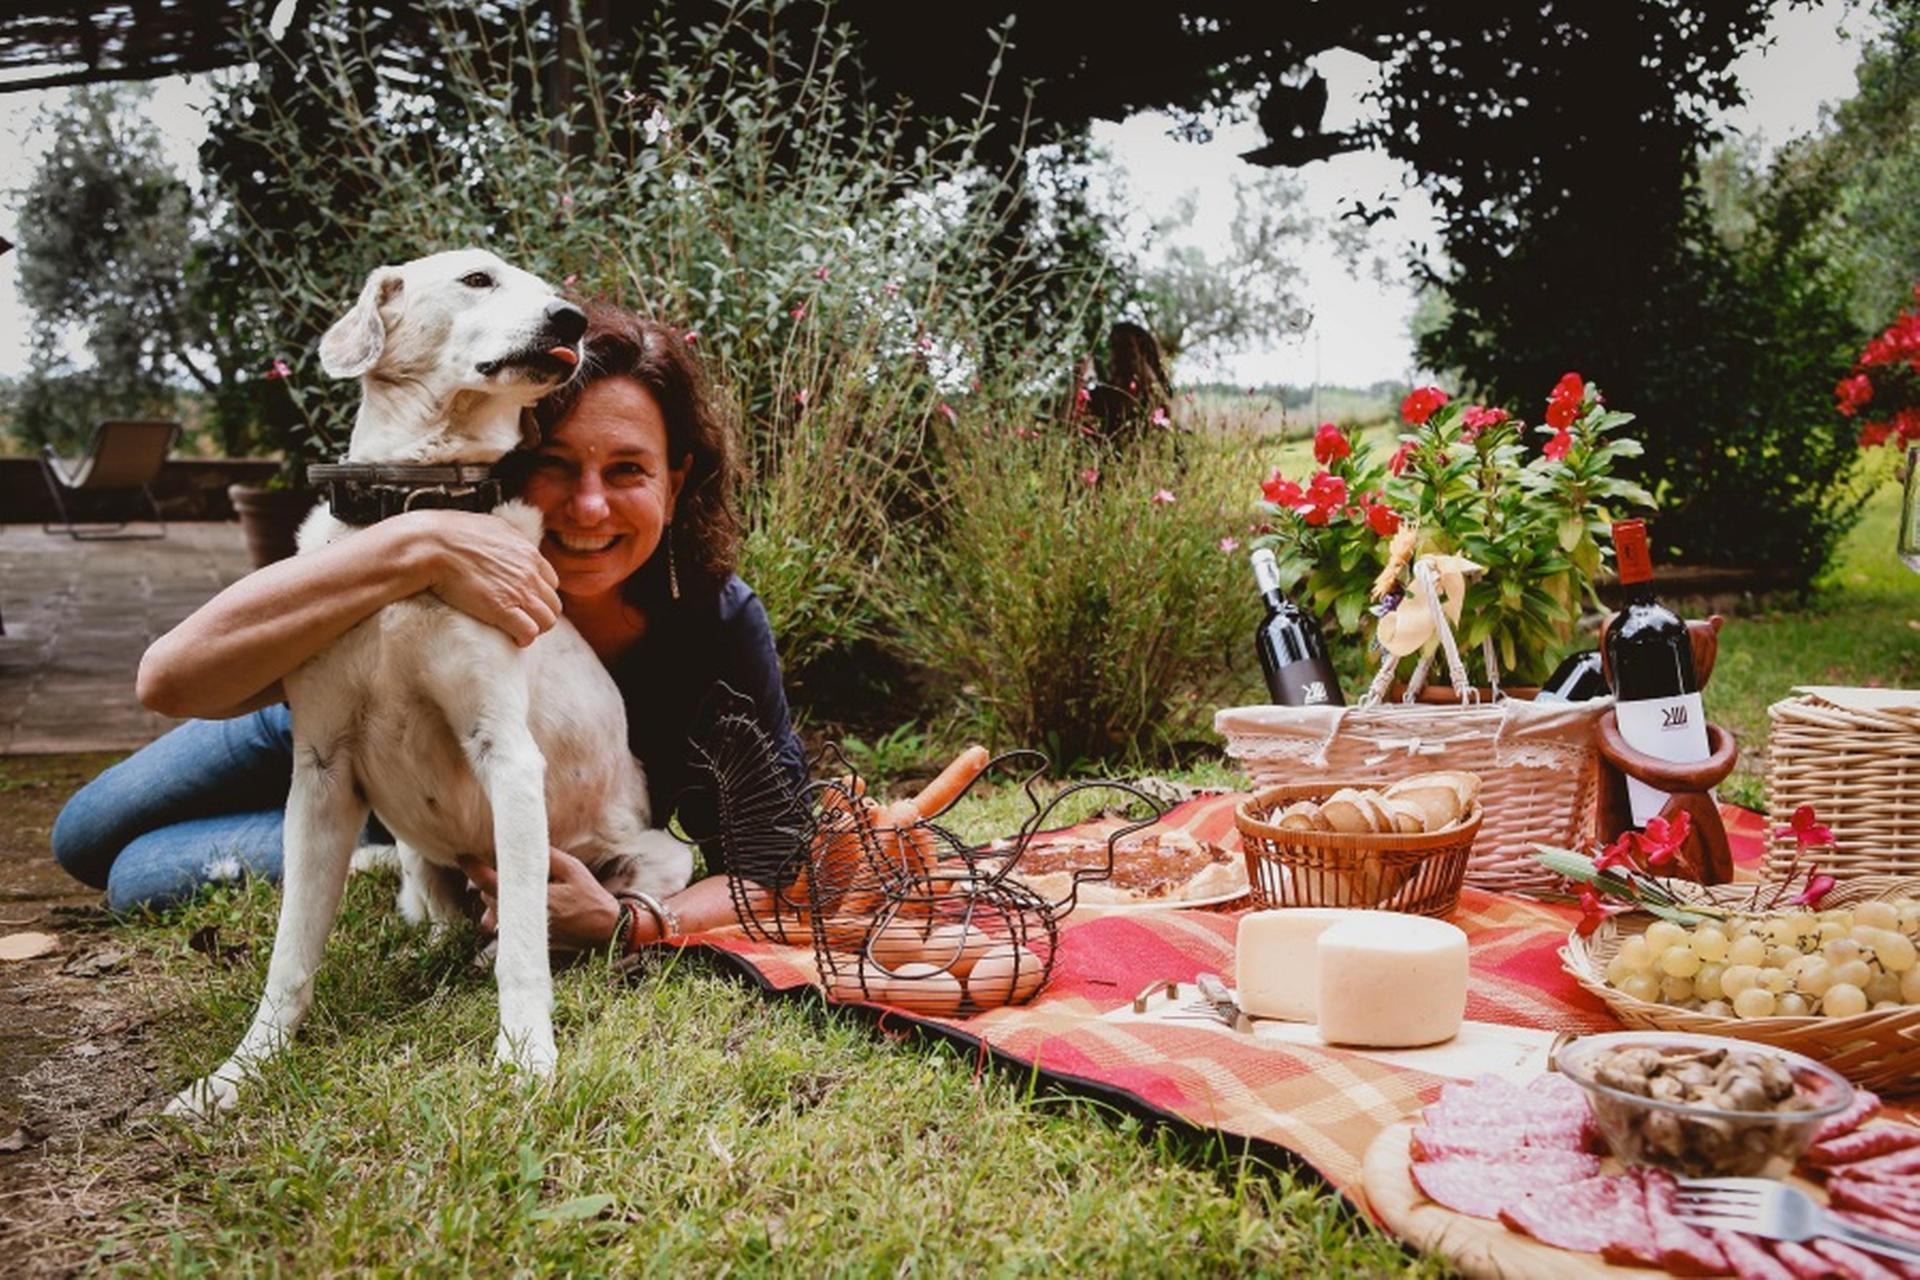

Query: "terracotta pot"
left=1391, top=683, right=1541, bottom=705
left=228, top=484, right=318, bottom=569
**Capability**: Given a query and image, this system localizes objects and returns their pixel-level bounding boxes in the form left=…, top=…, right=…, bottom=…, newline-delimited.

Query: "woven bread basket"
left=1562, top=875, right=1920, bottom=1096
left=1218, top=698, right=1604, bottom=895
left=1234, top=781, right=1480, bottom=918
left=1767, top=687, right=1920, bottom=880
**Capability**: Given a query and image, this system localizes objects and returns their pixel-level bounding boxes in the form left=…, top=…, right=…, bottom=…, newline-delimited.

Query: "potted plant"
left=1253, top=373, right=1654, bottom=696
left=227, top=358, right=328, bottom=569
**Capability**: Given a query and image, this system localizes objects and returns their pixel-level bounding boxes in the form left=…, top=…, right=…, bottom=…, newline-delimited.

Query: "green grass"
left=103, top=871, right=1438, bottom=1276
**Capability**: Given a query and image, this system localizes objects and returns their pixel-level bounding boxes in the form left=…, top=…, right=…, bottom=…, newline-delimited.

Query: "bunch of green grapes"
left=1602, top=899, right=1920, bottom=1019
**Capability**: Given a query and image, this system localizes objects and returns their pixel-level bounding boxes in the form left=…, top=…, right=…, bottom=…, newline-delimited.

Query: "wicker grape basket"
left=1234, top=781, right=1480, bottom=918
left=1562, top=875, right=1920, bottom=1095
left=1766, top=688, right=1920, bottom=880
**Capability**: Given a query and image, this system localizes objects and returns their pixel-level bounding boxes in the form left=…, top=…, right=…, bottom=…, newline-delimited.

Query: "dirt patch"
left=0, top=754, right=189, bottom=1277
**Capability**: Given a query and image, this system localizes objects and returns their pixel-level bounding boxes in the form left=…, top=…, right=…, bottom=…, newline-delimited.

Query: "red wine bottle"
left=1535, top=650, right=1609, bottom=703
left=1603, top=519, right=1708, bottom=825
left=1251, top=549, right=1344, bottom=707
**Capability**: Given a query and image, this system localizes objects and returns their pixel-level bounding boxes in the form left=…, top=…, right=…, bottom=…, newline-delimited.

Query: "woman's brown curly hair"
left=523, top=302, right=742, bottom=605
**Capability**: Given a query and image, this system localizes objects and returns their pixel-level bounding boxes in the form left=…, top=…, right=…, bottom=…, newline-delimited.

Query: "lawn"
left=8, top=466, right=1917, bottom=1277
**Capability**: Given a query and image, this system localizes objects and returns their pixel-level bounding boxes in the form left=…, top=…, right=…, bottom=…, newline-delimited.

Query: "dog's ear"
left=318, top=267, right=404, bottom=379
left=518, top=408, right=542, bottom=452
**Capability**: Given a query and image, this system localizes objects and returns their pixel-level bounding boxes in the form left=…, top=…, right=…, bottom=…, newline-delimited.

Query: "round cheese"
left=1314, top=914, right=1469, bottom=1047
left=1234, top=908, right=1364, bottom=1022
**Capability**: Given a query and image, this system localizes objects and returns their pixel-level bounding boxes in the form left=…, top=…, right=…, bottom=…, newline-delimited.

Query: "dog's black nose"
left=546, top=301, right=587, bottom=345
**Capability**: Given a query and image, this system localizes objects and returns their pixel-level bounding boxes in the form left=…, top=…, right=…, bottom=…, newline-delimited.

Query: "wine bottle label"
left=1614, top=691, right=1710, bottom=826
left=1271, top=660, right=1338, bottom=707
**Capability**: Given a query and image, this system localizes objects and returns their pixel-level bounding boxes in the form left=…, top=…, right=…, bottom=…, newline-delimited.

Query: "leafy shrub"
left=891, top=424, right=1261, bottom=767
left=201, top=0, right=1121, bottom=678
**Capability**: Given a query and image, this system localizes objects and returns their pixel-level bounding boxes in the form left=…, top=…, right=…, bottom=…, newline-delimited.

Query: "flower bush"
left=1837, top=282, right=1920, bottom=449
left=1253, top=374, right=1653, bottom=690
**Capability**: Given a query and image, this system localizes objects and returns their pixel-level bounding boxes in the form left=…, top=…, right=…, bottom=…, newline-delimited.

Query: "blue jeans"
left=51, top=705, right=309, bottom=913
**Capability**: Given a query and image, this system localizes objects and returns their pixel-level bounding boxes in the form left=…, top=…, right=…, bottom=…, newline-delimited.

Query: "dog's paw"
left=164, top=1071, right=242, bottom=1121
left=494, top=1028, right=558, bottom=1079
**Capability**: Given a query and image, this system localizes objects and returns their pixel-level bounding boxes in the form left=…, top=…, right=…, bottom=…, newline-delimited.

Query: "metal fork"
left=1675, top=1177, right=1920, bottom=1265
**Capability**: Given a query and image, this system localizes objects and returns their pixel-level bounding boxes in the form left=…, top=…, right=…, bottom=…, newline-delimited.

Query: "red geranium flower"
left=1362, top=492, right=1401, bottom=537
left=1834, top=374, right=1874, bottom=417
left=1460, top=405, right=1509, bottom=440
left=1790, top=873, right=1837, bottom=908
left=1861, top=420, right=1896, bottom=448
left=1594, top=831, right=1637, bottom=873
left=1297, top=471, right=1348, bottom=525
left=1639, top=811, right=1693, bottom=869
left=1388, top=441, right=1416, bottom=476
left=1576, top=887, right=1609, bottom=937
left=1545, top=371, right=1585, bottom=430
left=1400, top=386, right=1450, bottom=425
left=1313, top=422, right=1351, bottom=465
left=1543, top=428, right=1573, bottom=461
left=1774, top=805, right=1834, bottom=850
left=1261, top=467, right=1303, bottom=506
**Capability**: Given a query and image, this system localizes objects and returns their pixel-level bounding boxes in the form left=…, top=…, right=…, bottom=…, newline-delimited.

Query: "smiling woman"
left=49, top=300, right=805, bottom=946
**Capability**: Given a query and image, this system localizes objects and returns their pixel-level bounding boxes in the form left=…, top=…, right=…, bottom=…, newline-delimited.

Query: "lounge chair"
left=39, top=419, right=180, bottom=540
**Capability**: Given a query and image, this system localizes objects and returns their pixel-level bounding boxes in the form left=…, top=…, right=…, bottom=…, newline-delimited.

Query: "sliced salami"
left=1835, top=1147, right=1920, bottom=1183
left=1640, top=1167, right=1730, bottom=1276
left=1817, top=1089, right=1885, bottom=1143
left=1772, top=1239, right=1836, bottom=1280
left=1712, top=1229, right=1797, bottom=1280
left=1596, top=1171, right=1662, bottom=1269
left=1410, top=1150, right=1603, bottom=1221
left=1811, top=1238, right=1905, bottom=1280
left=1829, top=1178, right=1920, bottom=1230
left=1498, top=1173, right=1639, bottom=1256
left=1834, top=1208, right=1920, bottom=1250
left=1809, top=1126, right=1920, bottom=1168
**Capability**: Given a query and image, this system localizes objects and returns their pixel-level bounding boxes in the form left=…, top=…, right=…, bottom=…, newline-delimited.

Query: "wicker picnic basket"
left=1234, top=781, right=1479, bottom=918
left=1766, top=687, right=1920, bottom=881
left=1562, top=875, right=1920, bottom=1096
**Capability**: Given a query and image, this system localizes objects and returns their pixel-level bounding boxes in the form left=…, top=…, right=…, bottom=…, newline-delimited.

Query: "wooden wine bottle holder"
left=1595, top=614, right=1738, bottom=885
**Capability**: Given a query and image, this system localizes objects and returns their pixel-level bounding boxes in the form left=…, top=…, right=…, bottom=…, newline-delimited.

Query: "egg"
left=964, top=944, right=1045, bottom=1008
left=825, top=956, right=965, bottom=1016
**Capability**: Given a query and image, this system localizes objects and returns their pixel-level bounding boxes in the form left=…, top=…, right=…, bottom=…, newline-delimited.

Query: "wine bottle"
left=1251, top=549, right=1344, bottom=707
left=1603, top=519, right=1709, bottom=825
left=1534, top=650, right=1609, bottom=703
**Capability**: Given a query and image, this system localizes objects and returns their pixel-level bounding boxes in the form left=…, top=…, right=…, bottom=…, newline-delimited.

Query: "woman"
left=51, top=303, right=805, bottom=951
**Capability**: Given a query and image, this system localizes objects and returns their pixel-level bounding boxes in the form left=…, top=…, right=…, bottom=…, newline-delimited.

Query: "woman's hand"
left=459, top=848, right=622, bottom=950
left=412, top=509, right=564, bottom=647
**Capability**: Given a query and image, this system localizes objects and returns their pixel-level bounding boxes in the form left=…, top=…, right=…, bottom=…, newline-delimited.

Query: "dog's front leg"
left=167, top=741, right=367, bottom=1118
left=456, top=695, right=557, bottom=1078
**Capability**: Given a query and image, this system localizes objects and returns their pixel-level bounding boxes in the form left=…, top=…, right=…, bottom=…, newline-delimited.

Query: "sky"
left=0, top=0, right=1885, bottom=390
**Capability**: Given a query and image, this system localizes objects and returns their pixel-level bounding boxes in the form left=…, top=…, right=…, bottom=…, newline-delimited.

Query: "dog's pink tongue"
left=548, top=347, right=579, bottom=367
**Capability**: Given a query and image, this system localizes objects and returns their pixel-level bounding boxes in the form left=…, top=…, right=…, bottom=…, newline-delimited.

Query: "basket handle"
left=1361, top=557, right=1484, bottom=706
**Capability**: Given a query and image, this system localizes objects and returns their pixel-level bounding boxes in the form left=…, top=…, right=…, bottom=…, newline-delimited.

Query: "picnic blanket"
left=673, top=793, right=1781, bottom=1200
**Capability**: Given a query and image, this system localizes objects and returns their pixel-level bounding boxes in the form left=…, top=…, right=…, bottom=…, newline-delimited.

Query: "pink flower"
left=795, top=389, right=810, bottom=407
left=1150, top=488, right=1176, bottom=506
left=883, top=281, right=901, bottom=298
left=789, top=303, right=808, bottom=321
left=1150, top=406, right=1170, bottom=428
left=1461, top=405, right=1510, bottom=433
left=1075, top=384, right=1092, bottom=410
left=1219, top=536, right=1241, bottom=553
left=1388, top=441, right=1415, bottom=476
left=265, top=358, right=292, bottom=380
left=1790, top=873, right=1837, bottom=908
left=563, top=273, right=579, bottom=288
left=937, top=401, right=957, bottom=424
left=1080, top=467, right=1100, bottom=487
left=1312, top=422, right=1351, bottom=464
left=683, top=331, right=698, bottom=345
left=1576, top=886, right=1609, bottom=937
left=813, top=265, right=831, bottom=281
left=560, top=193, right=573, bottom=207
left=1543, top=428, right=1573, bottom=461
left=1775, top=805, right=1834, bottom=850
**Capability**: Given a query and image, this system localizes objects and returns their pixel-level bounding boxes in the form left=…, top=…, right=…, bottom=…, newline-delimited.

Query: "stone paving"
left=0, top=522, right=254, bottom=754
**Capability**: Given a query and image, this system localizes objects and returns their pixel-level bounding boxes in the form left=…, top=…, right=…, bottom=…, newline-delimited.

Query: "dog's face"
left=318, top=249, right=587, bottom=407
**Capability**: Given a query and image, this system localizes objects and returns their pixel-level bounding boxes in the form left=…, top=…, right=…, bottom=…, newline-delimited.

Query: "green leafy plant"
left=1254, top=374, right=1653, bottom=689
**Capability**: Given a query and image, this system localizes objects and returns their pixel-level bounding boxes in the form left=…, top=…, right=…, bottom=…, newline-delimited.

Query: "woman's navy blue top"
left=609, top=574, right=806, bottom=874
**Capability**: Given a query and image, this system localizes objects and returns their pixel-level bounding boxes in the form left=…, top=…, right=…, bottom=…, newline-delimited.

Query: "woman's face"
left=524, top=376, right=688, bottom=602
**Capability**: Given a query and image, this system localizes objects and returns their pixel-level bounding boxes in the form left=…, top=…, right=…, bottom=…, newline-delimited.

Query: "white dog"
left=169, top=249, right=692, bottom=1117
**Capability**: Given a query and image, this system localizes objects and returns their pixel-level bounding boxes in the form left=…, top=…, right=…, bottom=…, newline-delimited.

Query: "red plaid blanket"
left=675, top=793, right=1781, bottom=1199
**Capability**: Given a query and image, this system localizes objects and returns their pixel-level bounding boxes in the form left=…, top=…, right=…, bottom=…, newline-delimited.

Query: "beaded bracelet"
left=617, top=891, right=680, bottom=947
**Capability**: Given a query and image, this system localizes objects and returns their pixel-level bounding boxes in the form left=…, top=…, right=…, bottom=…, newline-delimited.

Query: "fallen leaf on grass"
left=0, top=932, right=58, bottom=961
left=187, top=925, right=249, bottom=967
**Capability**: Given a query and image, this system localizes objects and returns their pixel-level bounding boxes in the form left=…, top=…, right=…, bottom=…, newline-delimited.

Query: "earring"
left=667, top=522, right=680, bottom=601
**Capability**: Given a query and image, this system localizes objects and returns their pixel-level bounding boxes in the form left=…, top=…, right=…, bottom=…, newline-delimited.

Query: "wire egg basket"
left=681, top=686, right=1163, bottom=1016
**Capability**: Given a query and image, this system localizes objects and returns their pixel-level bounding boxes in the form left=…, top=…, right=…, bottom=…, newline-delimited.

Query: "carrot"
left=911, top=745, right=991, bottom=818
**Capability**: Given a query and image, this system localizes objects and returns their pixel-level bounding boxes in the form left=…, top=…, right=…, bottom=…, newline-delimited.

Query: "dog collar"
left=307, top=462, right=507, bottom=527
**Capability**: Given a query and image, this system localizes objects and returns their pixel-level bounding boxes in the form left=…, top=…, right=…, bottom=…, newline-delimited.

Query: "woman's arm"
left=138, top=508, right=563, bottom=720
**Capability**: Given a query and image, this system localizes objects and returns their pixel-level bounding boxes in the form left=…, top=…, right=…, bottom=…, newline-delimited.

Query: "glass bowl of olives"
left=1555, top=1032, right=1854, bottom=1178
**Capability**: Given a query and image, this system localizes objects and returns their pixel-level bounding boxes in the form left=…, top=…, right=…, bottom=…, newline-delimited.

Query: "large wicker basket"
left=1234, top=782, right=1480, bottom=918
left=1217, top=697, right=1605, bottom=896
left=1767, top=687, right=1920, bottom=880
left=1562, top=875, right=1920, bottom=1096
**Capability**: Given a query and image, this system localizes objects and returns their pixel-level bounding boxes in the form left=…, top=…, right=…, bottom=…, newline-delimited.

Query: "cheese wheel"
left=1234, top=908, right=1363, bottom=1022
left=1314, top=914, right=1468, bottom=1047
